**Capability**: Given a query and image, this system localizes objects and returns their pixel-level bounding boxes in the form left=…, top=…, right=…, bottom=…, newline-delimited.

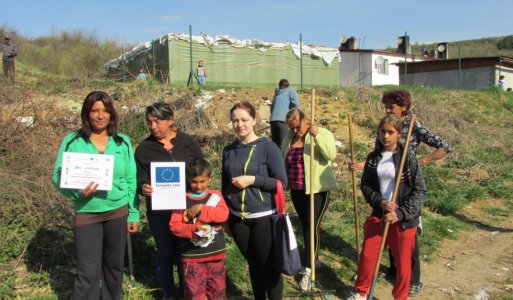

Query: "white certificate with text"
left=60, top=152, right=114, bottom=191
left=150, top=162, right=186, bottom=210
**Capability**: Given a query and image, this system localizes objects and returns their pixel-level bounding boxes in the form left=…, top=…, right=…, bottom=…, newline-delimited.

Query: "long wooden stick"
left=367, top=115, right=416, bottom=300
left=127, top=232, right=136, bottom=288
left=348, top=114, right=361, bottom=257
left=310, top=89, right=316, bottom=288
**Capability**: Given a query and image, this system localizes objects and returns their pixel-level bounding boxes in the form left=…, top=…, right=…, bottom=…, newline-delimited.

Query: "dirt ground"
left=368, top=199, right=513, bottom=300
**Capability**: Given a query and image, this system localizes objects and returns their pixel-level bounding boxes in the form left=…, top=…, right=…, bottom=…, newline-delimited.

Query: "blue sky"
left=2, top=0, right=512, bottom=49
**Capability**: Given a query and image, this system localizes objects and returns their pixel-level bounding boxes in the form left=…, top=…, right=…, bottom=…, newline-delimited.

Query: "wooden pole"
left=348, top=114, right=361, bottom=257
left=127, top=232, right=136, bottom=288
left=367, top=115, right=416, bottom=300
left=310, top=89, right=316, bottom=288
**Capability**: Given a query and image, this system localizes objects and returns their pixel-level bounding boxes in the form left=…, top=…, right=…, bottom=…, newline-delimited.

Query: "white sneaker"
left=299, top=267, right=312, bottom=291
left=346, top=291, right=367, bottom=300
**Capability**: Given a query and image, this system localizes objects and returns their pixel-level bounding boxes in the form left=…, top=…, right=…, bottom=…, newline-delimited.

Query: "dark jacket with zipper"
left=135, top=131, right=204, bottom=213
left=222, top=137, right=287, bottom=217
left=361, top=143, right=427, bottom=229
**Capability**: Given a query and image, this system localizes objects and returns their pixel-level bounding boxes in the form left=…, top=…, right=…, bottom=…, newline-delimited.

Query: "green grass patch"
left=423, top=166, right=486, bottom=214
left=419, top=214, right=468, bottom=262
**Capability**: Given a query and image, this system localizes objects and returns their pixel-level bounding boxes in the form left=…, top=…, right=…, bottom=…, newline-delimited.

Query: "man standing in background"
left=270, top=79, right=300, bottom=149
left=1, top=37, right=17, bottom=84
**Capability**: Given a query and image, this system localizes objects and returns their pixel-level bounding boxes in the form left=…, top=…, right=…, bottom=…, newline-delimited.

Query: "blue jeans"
left=197, top=76, right=205, bottom=85
left=148, top=211, right=183, bottom=297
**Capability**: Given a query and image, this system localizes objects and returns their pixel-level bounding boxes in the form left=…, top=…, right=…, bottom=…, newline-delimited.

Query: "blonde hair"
left=285, top=108, right=307, bottom=126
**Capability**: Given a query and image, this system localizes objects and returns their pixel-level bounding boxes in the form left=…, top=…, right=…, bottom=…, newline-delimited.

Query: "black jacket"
left=135, top=131, right=204, bottom=212
left=361, top=143, right=426, bottom=229
left=222, top=137, right=287, bottom=217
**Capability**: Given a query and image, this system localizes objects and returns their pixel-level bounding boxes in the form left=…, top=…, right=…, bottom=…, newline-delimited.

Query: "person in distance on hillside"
left=270, top=79, right=300, bottom=149
left=498, top=75, right=505, bottom=91
left=347, top=115, right=426, bottom=300
left=280, top=108, right=337, bottom=291
left=135, top=102, right=204, bottom=300
left=52, top=91, right=140, bottom=299
left=195, top=60, right=207, bottom=85
left=1, top=36, right=17, bottom=84
left=222, top=101, right=287, bottom=300
left=349, top=89, right=452, bottom=297
left=137, top=68, right=147, bottom=80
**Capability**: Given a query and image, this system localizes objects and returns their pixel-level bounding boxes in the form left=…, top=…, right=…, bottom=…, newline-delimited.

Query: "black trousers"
left=148, top=211, right=184, bottom=298
left=229, top=214, right=283, bottom=300
left=290, top=190, right=330, bottom=268
left=389, top=228, right=420, bottom=286
left=270, top=121, right=289, bottom=149
left=73, top=215, right=127, bottom=300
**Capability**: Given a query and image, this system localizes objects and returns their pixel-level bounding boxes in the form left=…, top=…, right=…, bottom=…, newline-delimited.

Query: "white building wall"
left=339, top=51, right=421, bottom=87
left=371, top=54, right=411, bottom=86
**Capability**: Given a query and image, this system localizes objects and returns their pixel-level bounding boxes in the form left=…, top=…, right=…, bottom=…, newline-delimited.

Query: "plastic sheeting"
left=104, top=32, right=340, bottom=87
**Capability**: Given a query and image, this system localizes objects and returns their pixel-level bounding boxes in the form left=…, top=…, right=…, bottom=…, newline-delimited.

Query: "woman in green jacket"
left=53, top=91, right=139, bottom=300
left=281, top=108, right=337, bottom=291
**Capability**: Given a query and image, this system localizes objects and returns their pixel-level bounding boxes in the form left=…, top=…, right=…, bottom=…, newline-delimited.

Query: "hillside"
left=2, top=23, right=513, bottom=81
left=1, top=67, right=513, bottom=299
left=383, top=35, right=513, bottom=58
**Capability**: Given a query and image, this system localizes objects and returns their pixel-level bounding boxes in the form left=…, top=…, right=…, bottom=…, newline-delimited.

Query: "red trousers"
left=182, top=259, right=226, bottom=300
left=355, top=216, right=417, bottom=300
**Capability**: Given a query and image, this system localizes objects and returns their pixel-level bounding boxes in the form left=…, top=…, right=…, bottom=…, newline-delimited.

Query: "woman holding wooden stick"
left=348, top=115, right=426, bottom=300
left=349, top=89, right=451, bottom=297
left=281, top=108, right=337, bottom=291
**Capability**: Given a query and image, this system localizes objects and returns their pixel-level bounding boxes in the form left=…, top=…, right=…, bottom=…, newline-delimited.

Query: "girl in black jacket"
left=349, top=115, right=426, bottom=300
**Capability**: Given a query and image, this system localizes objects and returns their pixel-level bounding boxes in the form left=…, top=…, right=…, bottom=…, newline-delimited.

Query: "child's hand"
left=380, top=200, right=398, bottom=212
left=187, top=204, right=204, bottom=220
left=195, top=222, right=209, bottom=232
left=384, top=211, right=398, bottom=224
left=348, top=161, right=364, bottom=171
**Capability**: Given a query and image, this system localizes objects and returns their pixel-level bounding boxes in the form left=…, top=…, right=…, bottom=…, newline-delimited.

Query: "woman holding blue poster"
left=135, top=102, right=203, bottom=300
left=52, top=91, right=139, bottom=300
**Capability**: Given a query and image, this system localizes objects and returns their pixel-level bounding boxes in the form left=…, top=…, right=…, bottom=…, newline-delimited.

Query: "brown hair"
left=230, top=101, right=256, bottom=120
left=376, top=115, right=402, bottom=150
left=381, top=90, right=412, bottom=114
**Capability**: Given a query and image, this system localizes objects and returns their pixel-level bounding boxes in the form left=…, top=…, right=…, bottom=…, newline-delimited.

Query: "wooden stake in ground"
left=367, top=115, right=416, bottom=300
left=348, top=114, right=361, bottom=257
left=309, top=89, right=316, bottom=288
left=127, top=232, right=136, bottom=288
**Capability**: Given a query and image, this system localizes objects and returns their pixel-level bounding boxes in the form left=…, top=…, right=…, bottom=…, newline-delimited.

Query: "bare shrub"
left=0, top=88, right=75, bottom=227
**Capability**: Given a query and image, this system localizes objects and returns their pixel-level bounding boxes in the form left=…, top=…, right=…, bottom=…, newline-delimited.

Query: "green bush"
left=497, top=35, right=513, bottom=49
